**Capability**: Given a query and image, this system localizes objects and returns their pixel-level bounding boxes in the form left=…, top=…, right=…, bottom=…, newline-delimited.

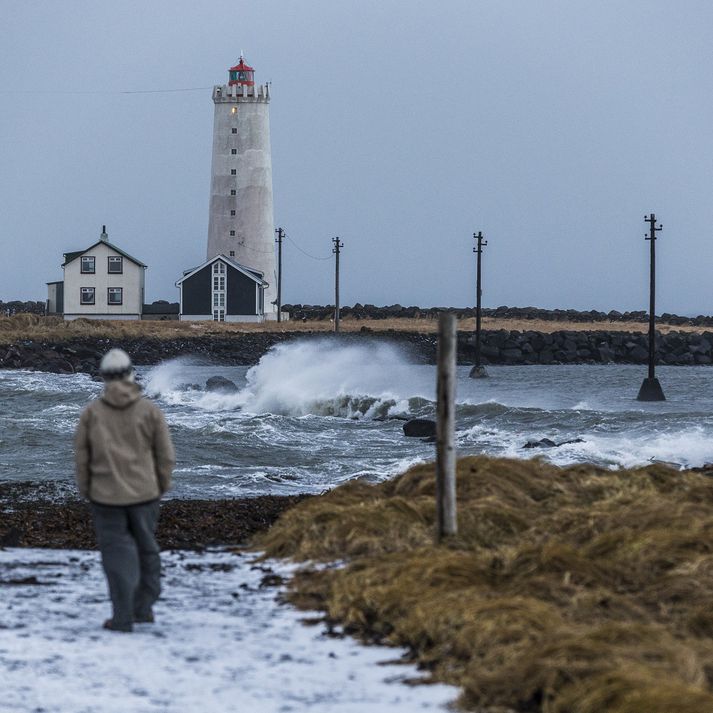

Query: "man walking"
left=74, top=348, right=175, bottom=632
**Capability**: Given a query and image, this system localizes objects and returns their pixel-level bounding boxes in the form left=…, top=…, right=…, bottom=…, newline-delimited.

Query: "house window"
left=213, top=310, right=225, bottom=322
left=230, top=210, right=236, bottom=216
left=81, top=256, right=95, bottom=274
left=213, top=275, right=225, bottom=290
left=80, top=287, right=95, bottom=305
left=230, top=190, right=236, bottom=196
left=229, top=250, right=235, bottom=257
left=231, top=128, right=237, bottom=134
left=108, top=256, right=123, bottom=274
left=213, top=292, right=225, bottom=307
left=230, top=230, right=235, bottom=236
left=230, top=169, right=237, bottom=175
left=213, top=261, right=225, bottom=274
left=107, top=287, right=123, bottom=305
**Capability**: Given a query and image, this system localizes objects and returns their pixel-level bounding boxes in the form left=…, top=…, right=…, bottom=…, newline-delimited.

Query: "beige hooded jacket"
left=74, top=381, right=175, bottom=505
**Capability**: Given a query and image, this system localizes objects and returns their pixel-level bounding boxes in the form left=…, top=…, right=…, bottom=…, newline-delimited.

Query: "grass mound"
left=257, top=456, right=713, bottom=711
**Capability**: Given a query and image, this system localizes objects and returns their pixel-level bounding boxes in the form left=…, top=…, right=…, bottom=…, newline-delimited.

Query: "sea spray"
left=238, top=339, right=433, bottom=418
left=10, top=360, right=713, bottom=497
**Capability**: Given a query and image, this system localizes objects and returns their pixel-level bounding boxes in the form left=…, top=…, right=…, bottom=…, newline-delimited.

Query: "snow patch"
left=0, top=548, right=456, bottom=712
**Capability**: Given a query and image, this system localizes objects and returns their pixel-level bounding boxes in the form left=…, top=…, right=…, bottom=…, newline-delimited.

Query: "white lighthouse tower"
left=206, top=57, right=277, bottom=317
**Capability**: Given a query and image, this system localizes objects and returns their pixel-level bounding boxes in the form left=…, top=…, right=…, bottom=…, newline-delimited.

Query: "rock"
left=501, top=348, right=523, bottom=361
left=523, top=438, right=557, bottom=449
left=598, top=346, right=615, bottom=363
left=523, top=437, right=583, bottom=449
left=205, top=375, right=239, bottom=393
left=629, top=346, right=649, bottom=363
left=403, top=419, right=437, bottom=438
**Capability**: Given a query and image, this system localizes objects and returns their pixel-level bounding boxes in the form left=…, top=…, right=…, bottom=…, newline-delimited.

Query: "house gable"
left=181, top=264, right=213, bottom=315
left=227, top=263, right=259, bottom=315
left=63, top=240, right=146, bottom=268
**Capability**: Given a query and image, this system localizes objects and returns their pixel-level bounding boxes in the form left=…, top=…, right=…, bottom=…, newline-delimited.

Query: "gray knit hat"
left=99, top=348, right=134, bottom=381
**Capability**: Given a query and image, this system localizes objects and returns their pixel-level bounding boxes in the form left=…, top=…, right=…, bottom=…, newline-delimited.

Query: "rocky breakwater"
left=464, top=329, right=713, bottom=365
left=1, top=329, right=713, bottom=373
left=283, top=302, right=713, bottom=327
left=0, top=334, right=295, bottom=375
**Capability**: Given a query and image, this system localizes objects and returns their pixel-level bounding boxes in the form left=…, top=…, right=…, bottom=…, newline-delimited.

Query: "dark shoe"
left=134, top=611, right=154, bottom=624
left=103, top=618, right=133, bottom=633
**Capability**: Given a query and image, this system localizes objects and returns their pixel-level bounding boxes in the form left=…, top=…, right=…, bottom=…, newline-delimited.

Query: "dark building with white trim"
left=175, top=255, right=268, bottom=322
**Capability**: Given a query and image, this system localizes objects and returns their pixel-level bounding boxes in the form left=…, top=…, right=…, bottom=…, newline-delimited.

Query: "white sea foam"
left=238, top=339, right=431, bottom=418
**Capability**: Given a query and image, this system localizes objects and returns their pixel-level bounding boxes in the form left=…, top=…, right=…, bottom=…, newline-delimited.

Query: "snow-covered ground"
left=0, top=548, right=456, bottom=713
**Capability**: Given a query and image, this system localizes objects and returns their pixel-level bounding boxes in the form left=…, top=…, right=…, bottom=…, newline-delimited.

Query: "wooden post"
left=469, top=230, right=488, bottom=378
left=332, top=237, right=343, bottom=333
left=436, top=312, right=458, bottom=541
left=637, top=213, right=665, bottom=401
left=275, top=227, right=284, bottom=322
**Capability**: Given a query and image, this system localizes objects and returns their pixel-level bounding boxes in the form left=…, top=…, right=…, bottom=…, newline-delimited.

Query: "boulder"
left=403, top=419, right=437, bottom=438
left=629, top=346, right=649, bottom=363
left=523, top=438, right=557, bottom=449
left=205, top=375, right=239, bottom=393
left=523, top=437, right=584, bottom=449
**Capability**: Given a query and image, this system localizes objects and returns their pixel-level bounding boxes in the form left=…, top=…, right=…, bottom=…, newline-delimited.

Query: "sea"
left=2, top=337, right=713, bottom=499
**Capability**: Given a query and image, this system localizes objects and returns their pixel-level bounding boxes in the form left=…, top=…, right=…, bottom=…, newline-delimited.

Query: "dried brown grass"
left=0, top=313, right=706, bottom=345
left=256, top=456, right=713, bottom=712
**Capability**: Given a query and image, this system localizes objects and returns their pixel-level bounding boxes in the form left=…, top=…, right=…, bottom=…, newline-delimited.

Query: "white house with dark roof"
left=47, top=226, right=146, bottom=320
left=175, top=254, right=268, bottom=322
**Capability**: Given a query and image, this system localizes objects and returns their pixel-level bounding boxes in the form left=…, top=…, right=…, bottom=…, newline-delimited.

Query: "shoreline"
left=0, top=483, right=308, bottom=550
left=2, top=326, right=713, bottom=375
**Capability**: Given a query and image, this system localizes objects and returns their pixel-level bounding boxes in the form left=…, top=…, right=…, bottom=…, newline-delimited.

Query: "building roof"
left=229, top=56, right=254, bottom=72
left=62, top=240, right=147, bottom=268
left=175, top=254, right=268, bottom=288
left=142, top=301, right=180, bottom=315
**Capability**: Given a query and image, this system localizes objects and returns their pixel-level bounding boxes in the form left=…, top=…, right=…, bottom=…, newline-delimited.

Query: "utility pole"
left=332, top=237, right=343, bottom=333
left=436, top=313, right=458, bottom=541
left=636, top=213, right=666, bottom=401
left=469, top=231, right=488, bottom=379
left=275, top=227, right=284, bottom=322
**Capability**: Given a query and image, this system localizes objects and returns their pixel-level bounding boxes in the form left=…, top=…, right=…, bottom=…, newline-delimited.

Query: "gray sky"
left=2, top=0, right=713, bottom=314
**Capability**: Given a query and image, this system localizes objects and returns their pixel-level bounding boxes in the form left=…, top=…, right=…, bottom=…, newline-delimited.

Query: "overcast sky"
left=2, top=1, right=713, bottom=314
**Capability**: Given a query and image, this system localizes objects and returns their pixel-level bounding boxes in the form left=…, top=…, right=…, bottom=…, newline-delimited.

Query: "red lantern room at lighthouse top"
left=228, top=56, right=255, bottom=87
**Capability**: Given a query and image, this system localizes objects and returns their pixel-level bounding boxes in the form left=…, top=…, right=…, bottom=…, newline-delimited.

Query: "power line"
left=0, top=86, right=212, bottom=95
left=285, top=235, right=333, bottom=261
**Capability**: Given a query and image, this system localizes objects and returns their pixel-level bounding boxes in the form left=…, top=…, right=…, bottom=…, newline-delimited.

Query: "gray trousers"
left=91, top=500, right=161, bottom=627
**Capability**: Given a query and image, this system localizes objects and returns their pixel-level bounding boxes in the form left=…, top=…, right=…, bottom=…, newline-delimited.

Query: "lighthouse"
left=206, top=56, right=277, bottom=318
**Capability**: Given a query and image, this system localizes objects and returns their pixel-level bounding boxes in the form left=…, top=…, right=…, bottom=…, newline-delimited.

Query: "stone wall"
left=457, top=329, right=713, bottom=366
left=0, top=301, right=46, bottom=316
left=1, top=329, right=712, bottom=375
left=283, top=303, right=711, bottom=327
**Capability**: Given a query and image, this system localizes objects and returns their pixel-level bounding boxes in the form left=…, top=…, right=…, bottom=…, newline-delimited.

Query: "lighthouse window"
left=230, top=230, right=236, bottom=236
left=231, top=128, right=237, bottom=134
left=231, top=169, right=237, bottom=175
left=230, top=210, right=236, bottom=216
left=230, top=190, right=236, bottom=195
left=231, top=149, right=237, bottom=155
left=229, top=251, right=235, bottom=257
